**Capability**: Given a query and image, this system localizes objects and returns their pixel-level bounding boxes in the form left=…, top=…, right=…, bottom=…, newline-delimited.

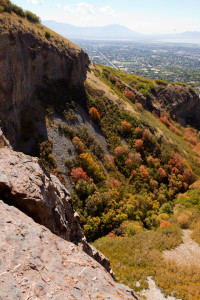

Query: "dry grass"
left=94, top=227, right=200, bottom=300
left=0, top=12, right=80, bottom=52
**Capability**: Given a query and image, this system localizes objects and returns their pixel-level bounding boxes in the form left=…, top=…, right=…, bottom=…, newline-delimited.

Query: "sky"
left=11, top=0, right=200, bottom=34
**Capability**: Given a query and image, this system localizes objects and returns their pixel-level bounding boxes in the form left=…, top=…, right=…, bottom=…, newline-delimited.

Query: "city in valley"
left=75, top=39, right=200, bottom=93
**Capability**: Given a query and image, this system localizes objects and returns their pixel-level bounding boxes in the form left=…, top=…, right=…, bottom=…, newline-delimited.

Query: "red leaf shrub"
left=135, top=127, right=143, bottom=138
left=143, top=129, right=152, bottom=140
left=160, top=221, right=171, bottom=228
left=160, top=113, right=170, bottom=127
left=124, top=87, right=135, bottom=102
left=158, top=168, right=167, bottom=180
left=121, top=121, right=132, bottom=132
left=104, top=155, right=115, bottom=168
left=71, top=168, right=88, bottom=183
left=139, top=165, right=150, bottom=182
left=114, top=145, right=129, bottom=157
left=183, top=168, right=194, bottom=185
left=72, top=136, right=85, bottom=154
left=135, top=139, right=144, bottom=151
left=89, top=107, right=100, bottom=122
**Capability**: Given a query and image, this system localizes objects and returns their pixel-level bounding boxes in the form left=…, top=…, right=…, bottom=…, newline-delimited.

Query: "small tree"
left=135, top=139, right=144, bottom=152
left=121, top=121, right=132, bottom=132
left=72, top=136, right=85, bottom=154
left=89, top=107, right=100, bottom=122
left=158, top=168, right=167, bottom=180
left=71, top=167, right=88, bottom=183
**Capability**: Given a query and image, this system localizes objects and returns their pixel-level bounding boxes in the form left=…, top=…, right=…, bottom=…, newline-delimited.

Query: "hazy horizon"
left=12, top=0, right=200, bottom=35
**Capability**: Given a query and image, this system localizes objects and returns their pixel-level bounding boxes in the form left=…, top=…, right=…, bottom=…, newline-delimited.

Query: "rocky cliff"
left=0, top=12, right=89, bottom=148
left=0, top=130, right=138, bottom=299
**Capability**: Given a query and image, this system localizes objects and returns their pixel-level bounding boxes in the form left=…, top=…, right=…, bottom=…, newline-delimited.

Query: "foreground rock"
left=0, top=200, right=136, bottom=300
left=0, top=144, right=115, bottom=277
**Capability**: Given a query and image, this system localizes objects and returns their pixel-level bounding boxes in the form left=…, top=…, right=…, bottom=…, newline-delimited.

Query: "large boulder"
left=0, top=200, right=136, bottom=300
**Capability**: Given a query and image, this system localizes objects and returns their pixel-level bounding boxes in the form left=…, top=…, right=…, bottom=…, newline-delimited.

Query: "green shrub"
left=25, top=10, right=40, bottom=23
left=45, top=30, right=51, bottom=39
left=155, top=79, right=168, bottom=86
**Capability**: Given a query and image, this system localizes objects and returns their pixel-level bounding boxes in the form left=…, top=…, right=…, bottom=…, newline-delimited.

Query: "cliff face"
left=0, top=13, right=88, bottom=148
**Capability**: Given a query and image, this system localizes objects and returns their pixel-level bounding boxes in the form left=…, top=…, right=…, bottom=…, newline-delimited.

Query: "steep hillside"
left=1, top=3, right=200, bottom=299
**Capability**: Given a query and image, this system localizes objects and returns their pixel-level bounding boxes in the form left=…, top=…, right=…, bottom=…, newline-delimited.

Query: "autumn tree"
left=135, top=139, right=144, bottom=152
left=124, top=87, right=135, bottom=102
left=72, top=136, right=85, bottom=154
left=89, top=107, right=100, bottom=122
left=135, top=127, right=143, bottom=138
left=143, top=129, right=152, bottom=140
left=157, top=168, right=167, bottom=180
left=114, top=145, right=129, bottom=157
left=80, top=153, right=105, bottom=182
left=121, top=121, right=132, bottom=132
left=167, top=152, right=184, bottom=175
left=183, top=168, right=194, bottom=185
left=104, top=155, right=115, bottom=170
left=139, top=165, right=150, bottom=182
left=71, top=168, right=88, bottom=183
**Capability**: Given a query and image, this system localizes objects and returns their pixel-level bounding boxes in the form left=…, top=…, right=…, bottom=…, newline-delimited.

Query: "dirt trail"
left=140, top=277, right=181, bottom=300
left=163, top=229, right=200, bottom=267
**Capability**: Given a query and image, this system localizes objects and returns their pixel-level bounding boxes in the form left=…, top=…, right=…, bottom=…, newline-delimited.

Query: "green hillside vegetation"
left=33, top=65, right=200, bottom=246
left=34, top=65, right=200, bottom=298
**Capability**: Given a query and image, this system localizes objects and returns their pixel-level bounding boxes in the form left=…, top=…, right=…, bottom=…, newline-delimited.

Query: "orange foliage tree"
left=147, top=156, right=160, bottom=168
left=135, top=139, right=144, bottom=152
left=135, top=127, right=143, bottom=138
left=143, top=129, right=152, bottom=140
left=183, top=168, right=194, bottom=185
left=104, top=155, right=115, bottom=169
left=89, top=107, right=100, bottom=122
left=167, top=152, right=183, bottom=175
left=72, top=136, right=85, bottom=154
left=71, top=168, right=88, bottom=183
left=124, top=87, right=135, bottom=102
left=157, top=168, right=167, bottom=180
left=160, top=221, right=171, bottom=228
left=121, top=121, right=132, bottom=132
left=139, top=165, right=150, bottom=182
left=114, top=145, right=129, bottom=157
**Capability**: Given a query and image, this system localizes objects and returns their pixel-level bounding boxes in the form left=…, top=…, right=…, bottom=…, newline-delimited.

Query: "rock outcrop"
left=0, top=144, right=116, bottom=279
left=0, top=200, right=136, bottom=300
left=0, top=13, right=89, bottom=148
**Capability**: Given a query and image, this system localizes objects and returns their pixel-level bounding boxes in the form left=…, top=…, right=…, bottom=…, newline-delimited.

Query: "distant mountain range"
left=43, top=20, right=200, bottom=41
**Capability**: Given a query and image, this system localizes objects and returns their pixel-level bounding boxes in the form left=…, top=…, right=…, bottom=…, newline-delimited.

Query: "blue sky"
left=12, top=0, right=200, bottom=34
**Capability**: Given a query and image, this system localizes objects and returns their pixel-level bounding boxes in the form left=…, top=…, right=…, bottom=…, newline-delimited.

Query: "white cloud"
left=27, top=0, right=44, bottom=4
left=76, top=2, right=94, bottom=15
left=99, top=6, right=117, bottom=17
left=57, top=3, right=61, bottom=8
left=64, top=5, right=74, bottom=13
